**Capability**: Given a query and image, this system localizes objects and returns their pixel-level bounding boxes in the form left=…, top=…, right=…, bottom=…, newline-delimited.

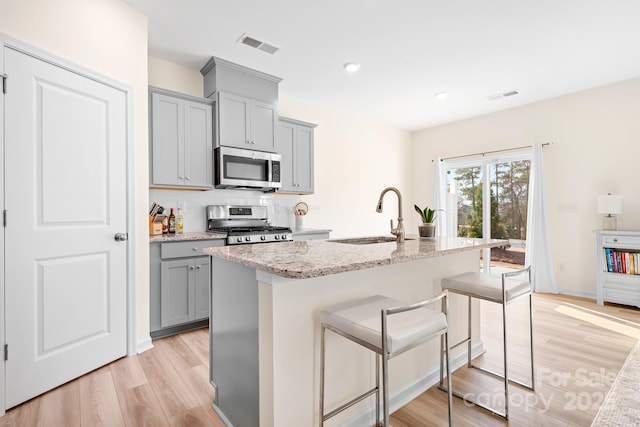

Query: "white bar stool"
left=439, top=266, right=534, bottom=419
left=320, top=292, right=453, bottom=427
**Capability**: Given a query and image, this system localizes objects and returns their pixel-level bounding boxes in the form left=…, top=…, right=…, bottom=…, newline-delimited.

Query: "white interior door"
left=3, top=47, right=128, bottom=408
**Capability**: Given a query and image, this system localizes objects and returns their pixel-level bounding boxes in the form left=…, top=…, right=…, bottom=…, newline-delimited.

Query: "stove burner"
left=224, top=226, right=292, bottom=235
left=206, top=205, right=293, bottom=245
left=208, top=225, right=293, bottom=245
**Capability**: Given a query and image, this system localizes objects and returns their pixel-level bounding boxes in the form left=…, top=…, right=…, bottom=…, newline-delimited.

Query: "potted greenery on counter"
left=414, top=205, right=440, bottom=237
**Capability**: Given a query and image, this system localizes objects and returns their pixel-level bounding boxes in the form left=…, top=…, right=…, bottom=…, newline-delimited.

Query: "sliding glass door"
left=443, top=151, right=531, bottom=274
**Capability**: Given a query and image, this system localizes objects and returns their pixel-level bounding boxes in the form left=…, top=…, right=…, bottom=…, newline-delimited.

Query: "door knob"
left=114, top=232, right=128, bottom=242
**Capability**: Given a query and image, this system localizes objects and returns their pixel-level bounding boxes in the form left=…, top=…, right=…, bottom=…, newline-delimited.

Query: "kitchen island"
left=203, top=236, right=506, bottom=427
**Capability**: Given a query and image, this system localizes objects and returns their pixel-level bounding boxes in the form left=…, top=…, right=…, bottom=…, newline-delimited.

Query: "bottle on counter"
left=158, top=206, right=168, bottom=234
left=176, top=208, right=184, bottom=234
left=168, top=208, right=176, bottom=234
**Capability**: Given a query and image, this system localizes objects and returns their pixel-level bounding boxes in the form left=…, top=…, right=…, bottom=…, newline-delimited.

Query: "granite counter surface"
left=292, top=228, right=332, bottom=236
left=203, top=236, right=507, bottom=279
left=149, top=231, right=226, bottom=243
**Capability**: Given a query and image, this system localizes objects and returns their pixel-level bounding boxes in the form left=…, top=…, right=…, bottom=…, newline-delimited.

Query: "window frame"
left=441, top=148, right=532, bottom=273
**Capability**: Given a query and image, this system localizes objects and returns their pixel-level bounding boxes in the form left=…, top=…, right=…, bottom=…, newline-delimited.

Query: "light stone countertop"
left=292, top=228, right=332, bottom=236
left=150, top=228, right=331, bottom=243
left=149, top=231, right=226, bottom=243
left=203, top=236, right=507, bottom=279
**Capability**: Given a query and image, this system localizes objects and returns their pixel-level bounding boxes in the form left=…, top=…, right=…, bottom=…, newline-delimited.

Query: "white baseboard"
left=559, top=288, right=596, bottom=300
left=136, top=336, right=154, bottom=354
left=213, top=403, right=235, bottom=426
left=340, top=341, right=486, bottom=427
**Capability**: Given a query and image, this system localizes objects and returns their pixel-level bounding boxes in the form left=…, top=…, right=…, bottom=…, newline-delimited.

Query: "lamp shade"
left=597, top=195, right=622, bottom=215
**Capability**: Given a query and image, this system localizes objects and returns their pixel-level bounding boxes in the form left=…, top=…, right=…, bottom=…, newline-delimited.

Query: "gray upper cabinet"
left=217, top=91, right=277, bottom=152
left=277, top=117, right=316, bottom=194
left=201, top=57, right=282, bottom=153
left=149, top=87, right=213, bottom=189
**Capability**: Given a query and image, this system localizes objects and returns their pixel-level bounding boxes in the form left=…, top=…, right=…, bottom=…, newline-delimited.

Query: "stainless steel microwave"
left=215, top=146, right=282, bottom=191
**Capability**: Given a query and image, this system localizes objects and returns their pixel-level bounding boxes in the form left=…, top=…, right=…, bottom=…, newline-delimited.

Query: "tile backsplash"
left=149, top=188, right=303, bottom=232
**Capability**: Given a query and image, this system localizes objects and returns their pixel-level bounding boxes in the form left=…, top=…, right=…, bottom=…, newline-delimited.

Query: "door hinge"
left=1, top=73, right=7, bottom=94
left=4, top=344, right=7, bottom=361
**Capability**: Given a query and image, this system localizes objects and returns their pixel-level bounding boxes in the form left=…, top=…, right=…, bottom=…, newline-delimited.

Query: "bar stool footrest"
left=438, top=383, right=507, bottom=419
left=323, top=386, right=378, bottom=421
left=450, top=337, right=471, bottom=351
left=470, top=364, right=535, bottom=390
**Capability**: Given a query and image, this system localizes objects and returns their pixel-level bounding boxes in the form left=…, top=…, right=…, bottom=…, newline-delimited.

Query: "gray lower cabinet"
left=149, top=86, right=213, bottom=189
left=277, top=117, right=316, bottom=194
left=217, top=91, right=277, bottom=152
left=160, top=257, right=210, bottom=327
left=150, top=239, right=224, bottom=338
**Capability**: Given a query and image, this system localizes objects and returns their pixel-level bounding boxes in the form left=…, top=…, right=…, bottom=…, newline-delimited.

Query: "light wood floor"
left=391, top=293, right=640, bottom=426
left=0, top=328, right=226, bottom=427
left=0, top=293, right=638, bottom=426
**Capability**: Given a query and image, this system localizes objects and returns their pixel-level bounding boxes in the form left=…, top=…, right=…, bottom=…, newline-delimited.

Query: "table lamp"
left=597, top=194, right=622, bottom=230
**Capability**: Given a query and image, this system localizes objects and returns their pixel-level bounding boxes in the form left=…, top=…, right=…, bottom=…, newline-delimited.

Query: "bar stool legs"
left=319, top=325, right=382, bottom=424
left=439, top=267, right=535, bottom=419
left=320, top=293, right=453, bottom=427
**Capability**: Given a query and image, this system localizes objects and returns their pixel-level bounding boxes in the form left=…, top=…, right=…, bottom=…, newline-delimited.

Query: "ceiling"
left=123, top=0, right=640, bottom=131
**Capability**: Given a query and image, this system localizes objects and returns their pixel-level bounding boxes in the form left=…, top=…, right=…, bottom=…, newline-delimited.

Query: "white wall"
left=412, top=77, right=640, bottom=296
left=148, top=56, right=204, bottom=97
left=0, top=0, right=151, bottom=349
left=278, top=95, right=414, bottom=237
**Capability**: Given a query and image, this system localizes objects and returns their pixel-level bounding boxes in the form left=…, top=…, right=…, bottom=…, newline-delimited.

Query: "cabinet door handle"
left=613, top=238, right=618, bottom=242
left=196, top=265, right=201, bottom=269
left=185, top=176, right=191, bottom=181
left=193, top=247, right=198, bottom=251
left=190, top=266, right=195, bottom=270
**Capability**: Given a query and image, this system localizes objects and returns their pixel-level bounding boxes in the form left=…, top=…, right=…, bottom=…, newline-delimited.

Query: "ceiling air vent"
left=238, top=33, right=279, bottom=55
left=486, top=90, right=519, bottom=101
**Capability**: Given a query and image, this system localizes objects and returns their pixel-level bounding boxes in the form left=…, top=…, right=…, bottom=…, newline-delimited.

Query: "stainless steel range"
left=206, top=205, right=293, bottom=245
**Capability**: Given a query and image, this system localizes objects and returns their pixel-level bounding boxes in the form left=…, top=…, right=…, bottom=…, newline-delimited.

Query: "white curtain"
left=525, top=143, right=559, bottom=293
left=433, top=157, right=447, bottom=236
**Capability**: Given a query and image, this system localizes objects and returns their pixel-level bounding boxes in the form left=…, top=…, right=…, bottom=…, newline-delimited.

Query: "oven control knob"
left=281, top=234, right=288, bottom=240
left=237, top=237, right=243, bottom=243
left=261, top=235, right=266, bottom=241
left=245, top=236, right=251, bottom=242
left=275, top=235, right=280, bottom=240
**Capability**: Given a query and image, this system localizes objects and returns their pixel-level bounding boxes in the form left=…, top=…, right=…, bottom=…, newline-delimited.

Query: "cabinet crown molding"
left=200, top=56, right=282, bottom=83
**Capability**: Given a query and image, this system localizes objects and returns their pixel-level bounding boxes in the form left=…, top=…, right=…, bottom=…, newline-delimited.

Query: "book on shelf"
left=605, top=248, right=614, bottom=272
left=603, top=247, right=640, bottom=275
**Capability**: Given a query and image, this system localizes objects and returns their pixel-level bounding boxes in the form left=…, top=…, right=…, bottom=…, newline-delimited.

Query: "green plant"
left=414, top=205, right=440, bottom=224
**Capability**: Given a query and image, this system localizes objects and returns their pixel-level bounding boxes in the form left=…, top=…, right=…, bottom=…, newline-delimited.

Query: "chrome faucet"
left=376, top=187, right=405, bottom=243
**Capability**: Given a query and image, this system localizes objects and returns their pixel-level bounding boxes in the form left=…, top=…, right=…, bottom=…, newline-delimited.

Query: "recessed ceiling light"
left=343, top=62, right=361, bottom=73
left=434, top=92, right=448, bottom=100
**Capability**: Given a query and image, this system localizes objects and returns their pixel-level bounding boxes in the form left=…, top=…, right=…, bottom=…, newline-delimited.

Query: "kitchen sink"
left=329, top=236, right=415, bottom=245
